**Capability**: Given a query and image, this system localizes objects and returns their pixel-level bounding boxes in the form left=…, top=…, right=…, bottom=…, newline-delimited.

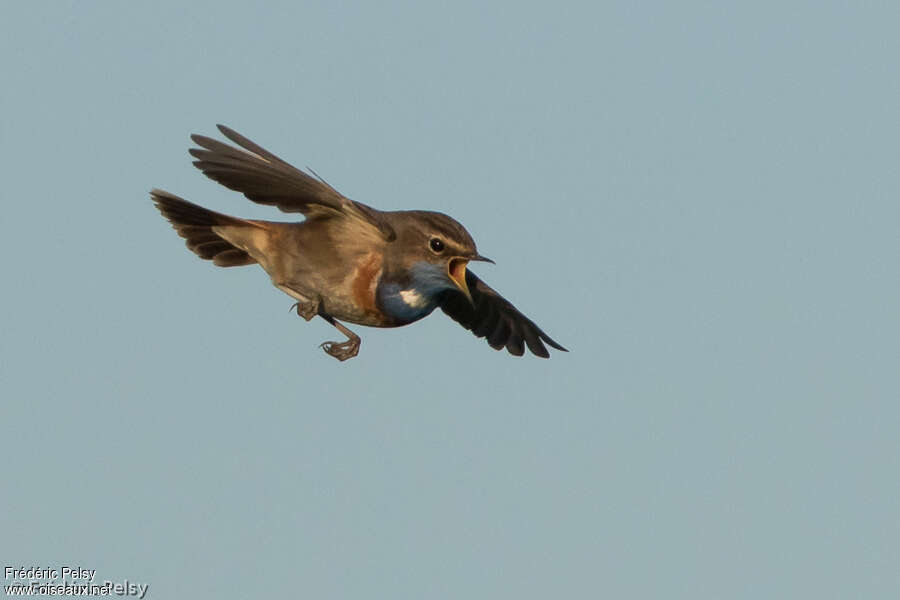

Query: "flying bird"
left=152, top=125, right=567, bottom=361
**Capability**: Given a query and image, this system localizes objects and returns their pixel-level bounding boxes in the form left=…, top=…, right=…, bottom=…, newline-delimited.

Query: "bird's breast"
left=314, top=250, right=391, bottom=327
left=327, top=257, right=443, bottom=327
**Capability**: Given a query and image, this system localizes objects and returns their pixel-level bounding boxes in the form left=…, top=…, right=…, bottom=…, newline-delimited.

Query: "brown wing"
left=439, top=270, right=567, bottom=358
left=189, top=125, right=394, bottom=240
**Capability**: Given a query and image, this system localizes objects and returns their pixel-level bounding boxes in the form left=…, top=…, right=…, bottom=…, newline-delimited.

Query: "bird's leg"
left=318, top=315, right=361, bottom=362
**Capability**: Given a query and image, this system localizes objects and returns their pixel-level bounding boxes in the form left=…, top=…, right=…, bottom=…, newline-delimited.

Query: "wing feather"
left=439, top=270, right=567, bottom=358
left=189, top=125, right=394, bottom=239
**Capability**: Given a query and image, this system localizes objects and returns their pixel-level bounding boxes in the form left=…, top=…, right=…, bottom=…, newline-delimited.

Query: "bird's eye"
left=429, top=238, right=445, bottom=253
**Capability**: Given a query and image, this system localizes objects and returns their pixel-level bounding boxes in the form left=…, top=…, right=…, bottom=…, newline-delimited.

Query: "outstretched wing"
left=439, top=270, right=567, bottom=358
left=189, top=125, right=394, bottom=240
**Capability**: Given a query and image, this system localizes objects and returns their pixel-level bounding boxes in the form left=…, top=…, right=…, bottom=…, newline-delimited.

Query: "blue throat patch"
left=377, top=262, right=455, bottom=323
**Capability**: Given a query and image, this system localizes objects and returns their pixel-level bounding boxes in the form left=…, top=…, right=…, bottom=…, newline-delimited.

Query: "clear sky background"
left=1, top=2, right=897, bottom=598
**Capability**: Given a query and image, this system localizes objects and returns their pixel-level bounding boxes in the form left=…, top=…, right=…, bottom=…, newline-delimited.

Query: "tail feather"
left=151, top=189, right=257, bottom=267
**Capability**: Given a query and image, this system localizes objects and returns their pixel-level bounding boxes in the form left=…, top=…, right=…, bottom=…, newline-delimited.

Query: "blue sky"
left=2, top=2, right=898, bottom=598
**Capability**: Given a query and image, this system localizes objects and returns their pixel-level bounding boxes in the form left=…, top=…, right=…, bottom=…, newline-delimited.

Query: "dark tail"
left=151, top=189, right=257, bottom=267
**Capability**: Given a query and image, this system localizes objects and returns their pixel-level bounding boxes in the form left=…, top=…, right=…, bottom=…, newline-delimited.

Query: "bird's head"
left=385, top=211, right=493, bottom=304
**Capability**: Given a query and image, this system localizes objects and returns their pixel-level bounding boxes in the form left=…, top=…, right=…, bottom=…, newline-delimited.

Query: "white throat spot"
left=399, top=289, right=427, bottom=308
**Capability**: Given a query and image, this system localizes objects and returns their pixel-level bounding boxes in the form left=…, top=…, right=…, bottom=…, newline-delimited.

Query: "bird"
left=151, top=125, right=567, bottom=361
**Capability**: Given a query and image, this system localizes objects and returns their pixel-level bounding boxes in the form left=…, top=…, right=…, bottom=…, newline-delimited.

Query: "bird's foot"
left=319, top=338, right=360, bottom=362
left=289, top=300, right=318, bottom=321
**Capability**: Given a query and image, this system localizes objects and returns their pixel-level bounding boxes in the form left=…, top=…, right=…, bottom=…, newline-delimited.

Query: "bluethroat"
left=152, top=125, right=567, bottom=361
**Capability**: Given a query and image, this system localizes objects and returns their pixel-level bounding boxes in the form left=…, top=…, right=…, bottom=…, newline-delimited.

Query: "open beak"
left=448, top=258, right=472, bottom=304
left=448, top=254, right=493, bottom=305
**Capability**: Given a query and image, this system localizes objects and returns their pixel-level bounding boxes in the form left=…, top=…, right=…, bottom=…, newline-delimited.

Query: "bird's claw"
left=319, top=339, right=360, bottom=362
left=289, top=301, right=317, bottom=321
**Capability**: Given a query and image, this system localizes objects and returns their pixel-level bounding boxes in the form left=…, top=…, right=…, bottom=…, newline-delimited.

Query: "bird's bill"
left=448, top=258, right=473, bottom=304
